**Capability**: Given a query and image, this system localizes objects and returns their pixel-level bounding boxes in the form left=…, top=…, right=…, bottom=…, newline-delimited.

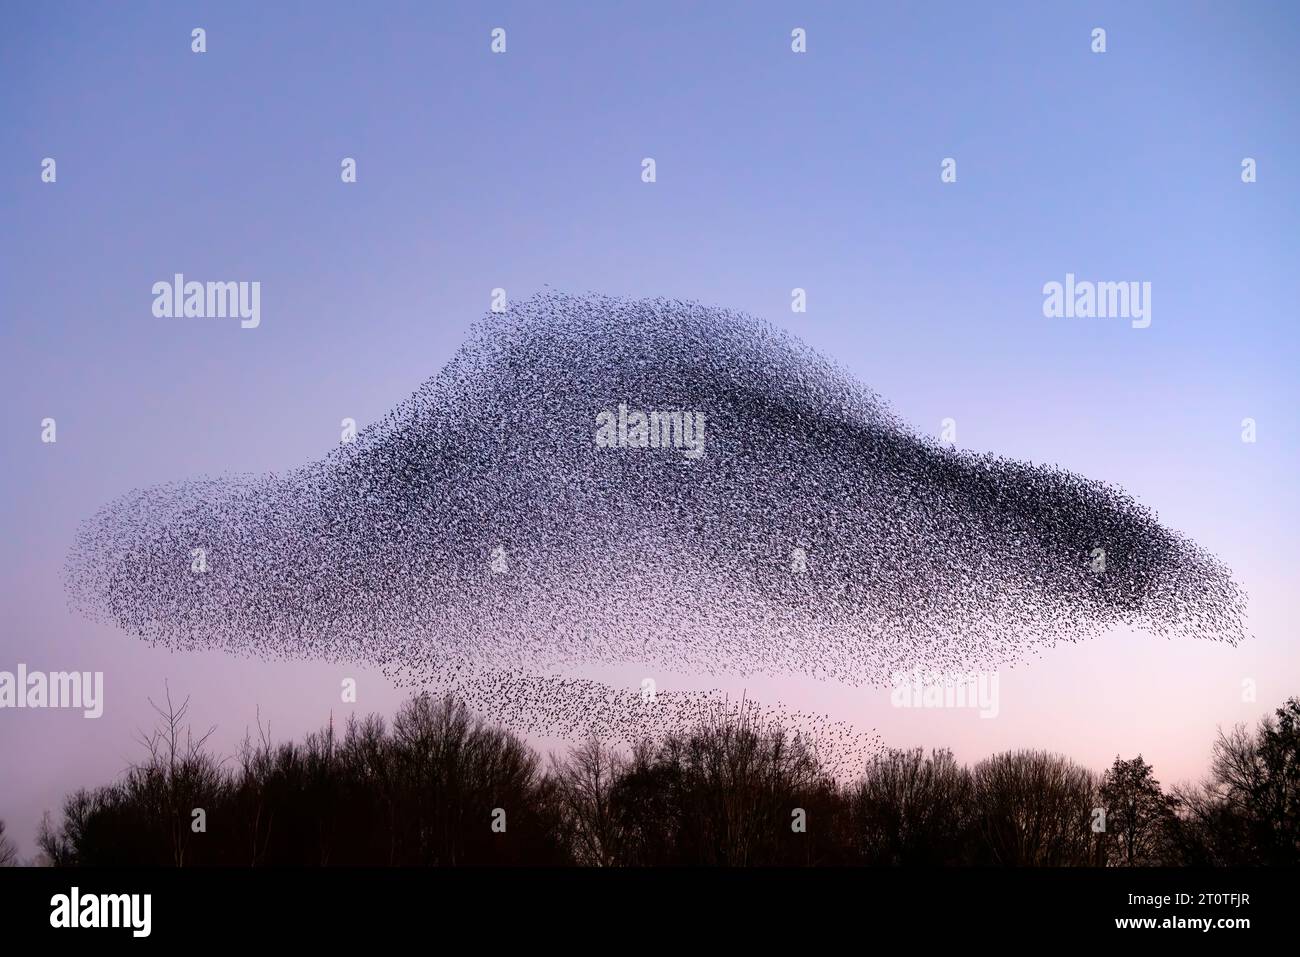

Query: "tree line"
left=7, top=692, right=1297, bottom=867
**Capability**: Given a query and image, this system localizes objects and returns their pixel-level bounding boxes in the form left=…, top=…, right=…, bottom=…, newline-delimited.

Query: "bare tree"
left=1173, top=697, right=1300, bottom=865
left=1099, top=755, right=1177, bottom=865
left=608, top=698, right=837, bottom=866
left=0, top=818, right=18, bottom=866
left=43, top=689, right=1293, bottom=868
left=972, top=750, right=1100, bottom=866
left=552, top=738, right=624, bottom=866
left=128, top=683, right=222, bottom=867
left=234, top=706, right=278, bottom=867
left=849, top=748, right=973, bottom=865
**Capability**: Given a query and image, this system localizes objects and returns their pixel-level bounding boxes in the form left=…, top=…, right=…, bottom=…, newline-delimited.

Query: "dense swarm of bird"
left=64, top=292, right=1246, bottom=772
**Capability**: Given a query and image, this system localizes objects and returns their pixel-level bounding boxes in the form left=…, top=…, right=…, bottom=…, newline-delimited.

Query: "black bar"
left=0, top=866, right=1285, bottom=943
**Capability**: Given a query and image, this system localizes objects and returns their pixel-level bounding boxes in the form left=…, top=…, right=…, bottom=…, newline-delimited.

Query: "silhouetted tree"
left=31, top=689, right=1300, bottom=868
left=607, top=702, right=843, bottom=866
left=0, top=818, right=18, bottom=866
left=1245, top=696, right=1300, bottom=863
left=36, top=690, right=572, bottom=866
left=848, top=748, right=973, bottom=865
left=552, top=738, right=624, bottom=866
left=1098, top=755, right=1177, bottom=865
left=1173, top=697, right=1300, bottom=865
left=971, top=750, right=1100, bottom=866
left=38, top=792, right=110, bottom=866
left=127, top=685, right=224, bottom=866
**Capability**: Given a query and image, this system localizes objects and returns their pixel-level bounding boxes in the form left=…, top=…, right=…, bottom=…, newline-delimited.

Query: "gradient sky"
left=2, top=1, right=1298, bottom=858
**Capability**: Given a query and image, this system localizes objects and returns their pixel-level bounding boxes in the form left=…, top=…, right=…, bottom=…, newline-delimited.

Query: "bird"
left=64, top=291, right=1245, bottom=777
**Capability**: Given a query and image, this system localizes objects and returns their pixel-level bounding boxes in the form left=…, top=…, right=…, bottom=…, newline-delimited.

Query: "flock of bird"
left=64, top=291, right=1247, bottom=774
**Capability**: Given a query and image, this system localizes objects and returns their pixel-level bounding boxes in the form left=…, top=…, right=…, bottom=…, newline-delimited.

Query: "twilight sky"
left=1, top=1, right=1297, bottom=857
